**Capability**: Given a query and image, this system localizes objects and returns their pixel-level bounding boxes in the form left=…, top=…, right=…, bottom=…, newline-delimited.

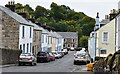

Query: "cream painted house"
left=96, top=19, right=116, bottom=57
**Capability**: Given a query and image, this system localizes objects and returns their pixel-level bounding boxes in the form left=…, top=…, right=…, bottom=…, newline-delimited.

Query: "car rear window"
left=21, top=53, right=31, bottom=56
left=38, top=52, right=46, bottom=56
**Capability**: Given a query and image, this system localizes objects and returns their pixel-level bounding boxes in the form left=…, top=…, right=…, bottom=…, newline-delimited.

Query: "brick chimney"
left=5, top=1, right=15, bottom=12
left=109, top=9, right=117, bottom=21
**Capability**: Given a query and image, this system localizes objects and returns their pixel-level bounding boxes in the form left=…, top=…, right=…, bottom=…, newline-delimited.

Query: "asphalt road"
left=2, top=51, right=88, bottom=72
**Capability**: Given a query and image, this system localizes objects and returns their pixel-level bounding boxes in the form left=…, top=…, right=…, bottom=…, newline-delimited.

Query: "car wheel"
left=74, top=61, right=76, bottom=65
left=31, top=62, right=34, bottom=66
left=34, top=62, right=37, bottom=66
left=18, top=62, right=21, bottom=66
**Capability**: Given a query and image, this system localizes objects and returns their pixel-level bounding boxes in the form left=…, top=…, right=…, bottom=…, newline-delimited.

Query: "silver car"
left=74, top=51, right=90, bottom=64
left=18, top=53, right=37, bottom=66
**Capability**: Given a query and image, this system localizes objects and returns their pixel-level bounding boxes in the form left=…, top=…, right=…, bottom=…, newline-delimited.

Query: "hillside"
left=15, top=2, right=95, bottom=47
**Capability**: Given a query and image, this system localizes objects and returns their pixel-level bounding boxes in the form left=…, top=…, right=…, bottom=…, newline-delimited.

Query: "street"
left=2, top=51, right=88, bottom=72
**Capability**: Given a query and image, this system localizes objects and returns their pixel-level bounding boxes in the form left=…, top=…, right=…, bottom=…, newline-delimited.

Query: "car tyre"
left=18, top=62, right=21, bottom=66
left=34, top=62, right=37, bottom=66
left=31, top=62, right=34, bottom=66
left=74, top=61, right=76, bottom=65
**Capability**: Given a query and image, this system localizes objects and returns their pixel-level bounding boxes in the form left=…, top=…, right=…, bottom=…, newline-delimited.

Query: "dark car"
left=37, top=52, right=50, bottom=63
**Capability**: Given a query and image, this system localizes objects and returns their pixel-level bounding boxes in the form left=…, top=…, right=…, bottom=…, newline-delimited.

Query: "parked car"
left=74, top=50, right=90, bottom=65
left=49, top=53, right=55, bottom=61
left=37, top=51, right=50, bottom=63
left=58, top=51, right=64, bottom=58
left=18, top=53, right=37, bottom=66
left=70, top=47, right=74, bottom=51
left=62, top=49, right=68, bottom=55
left=52, top=51, right=61, bottom=59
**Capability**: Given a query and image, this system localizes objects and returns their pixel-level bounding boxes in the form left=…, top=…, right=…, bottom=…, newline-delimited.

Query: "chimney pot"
left=8, top=1, right=10, bottom=5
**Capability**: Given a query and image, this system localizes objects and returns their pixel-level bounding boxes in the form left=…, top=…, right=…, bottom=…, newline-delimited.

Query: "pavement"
left=0, top=64, right=15, bottom=68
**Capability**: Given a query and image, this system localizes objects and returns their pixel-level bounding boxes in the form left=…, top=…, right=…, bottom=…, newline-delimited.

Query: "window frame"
left=102, top=31, right=109, bottom=43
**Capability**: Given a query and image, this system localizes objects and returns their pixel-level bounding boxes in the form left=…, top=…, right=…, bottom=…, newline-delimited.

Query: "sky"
left=0, top=0, right=120, bottom=20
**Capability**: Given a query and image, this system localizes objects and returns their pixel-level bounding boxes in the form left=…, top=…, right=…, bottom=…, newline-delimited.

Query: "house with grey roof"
left=41, top=27, right=49, bottom=52
left=57, top=32, right=78, bottom=50
left=32, top=23, right=42, bottom=56
left=0, top=3, right=34, bottom=64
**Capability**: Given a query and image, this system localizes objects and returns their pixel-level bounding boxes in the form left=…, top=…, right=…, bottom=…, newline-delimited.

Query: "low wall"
left=0, top=48, right=21, bottom=65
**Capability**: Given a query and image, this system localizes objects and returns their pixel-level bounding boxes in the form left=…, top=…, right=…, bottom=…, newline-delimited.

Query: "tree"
left=34, top=5, right=47, bottom=19
left=79, top=36, right=89, bottom=48
left=36, top=17, right=48, bottom=25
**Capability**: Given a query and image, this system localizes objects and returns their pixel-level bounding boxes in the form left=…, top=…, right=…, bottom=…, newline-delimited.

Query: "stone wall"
left=64, top=38, right=78, bottom=48
left=33, top=30, right=42, bottom=55
left=1, top=11, right=19, bottom=50
left=0, top=48, right=21, bottom=65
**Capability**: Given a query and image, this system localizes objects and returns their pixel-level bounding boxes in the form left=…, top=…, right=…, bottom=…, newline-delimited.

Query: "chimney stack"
left=109, top=9, right=117, bottom=21
left=105, top=15, right=109, bottom=19
left=5, top=1, right=15, bottom=12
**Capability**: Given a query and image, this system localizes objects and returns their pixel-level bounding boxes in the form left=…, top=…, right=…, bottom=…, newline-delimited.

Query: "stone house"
left=57, top=32, right=78, bottom=49
left=0, top=4, right=34, bottom=64
left=32, top=23, right=42, bottom=56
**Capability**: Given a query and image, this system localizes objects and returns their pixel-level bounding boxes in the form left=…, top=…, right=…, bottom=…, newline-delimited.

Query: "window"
left=73, top=39, right=74, bottom=42
left=48, top=37, right=49, bottom=44
left=39, top=33, right=41, bottom=41
left=27, top=43, right=29, bottom=53
left=23, top=44, right=25, bottom=53
left=30, top=43, right=32, bottom=53
left=73, top=44, right=75, bottom=47
left=68, top=44, right=70, bottom=47
left=46, top=35, right=47, bottom=43
left=30, top=27, right=32, bottom=38
left=64, top=39, right=66, bottom=42
left=22, top=26, right=25, bottom=38
left=64, top=44, right=65, bottom=47
left=51, top=37, right=52, bottom=44
left=42, top=35, right=44, bottom=43
left=20, top=45, right=22, bottom=50
left=102, top=32, right=109, bottom=43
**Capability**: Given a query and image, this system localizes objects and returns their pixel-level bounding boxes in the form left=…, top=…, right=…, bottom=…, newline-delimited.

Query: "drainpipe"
left=115, top=17, right=117, bottom=52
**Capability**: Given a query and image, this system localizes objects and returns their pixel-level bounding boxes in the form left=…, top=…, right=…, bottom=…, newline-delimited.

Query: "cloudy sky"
left=0, top=0, right=120, bottom=20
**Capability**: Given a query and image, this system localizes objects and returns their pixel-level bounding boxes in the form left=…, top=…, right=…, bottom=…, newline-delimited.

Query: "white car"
left=18, top=53, right=37, bottom=66
left=52, top=51, right=61, bottom=59
left=70, top=47, right=74, bottom=51
left=74, top=50, right=90, bottom=64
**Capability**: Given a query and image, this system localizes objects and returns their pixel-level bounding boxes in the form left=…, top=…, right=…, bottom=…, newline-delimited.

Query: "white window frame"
left=102, top=31, right=109, bottom=43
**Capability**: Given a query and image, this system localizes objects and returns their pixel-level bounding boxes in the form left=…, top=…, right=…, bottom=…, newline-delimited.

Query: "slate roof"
left=40, top=27, right=48, bottom=34
left=0, top=5, right=33, bottom=26
left=57, top=32, right=78, bottom=38
left=100, top=19, right=110, bottom=25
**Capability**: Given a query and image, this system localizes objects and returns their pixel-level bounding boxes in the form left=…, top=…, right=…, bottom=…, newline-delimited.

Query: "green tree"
left=34, top=5, right=47, bottom=19
left=79, top=36, right=89, bottom=48
left=36, top=17, right=48, bottom=25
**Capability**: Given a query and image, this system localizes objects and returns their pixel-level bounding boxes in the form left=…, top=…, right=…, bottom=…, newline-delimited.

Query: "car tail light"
left=18, top=57, right=22, bottom=60
left=28, top=57, right=32, bottom=60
